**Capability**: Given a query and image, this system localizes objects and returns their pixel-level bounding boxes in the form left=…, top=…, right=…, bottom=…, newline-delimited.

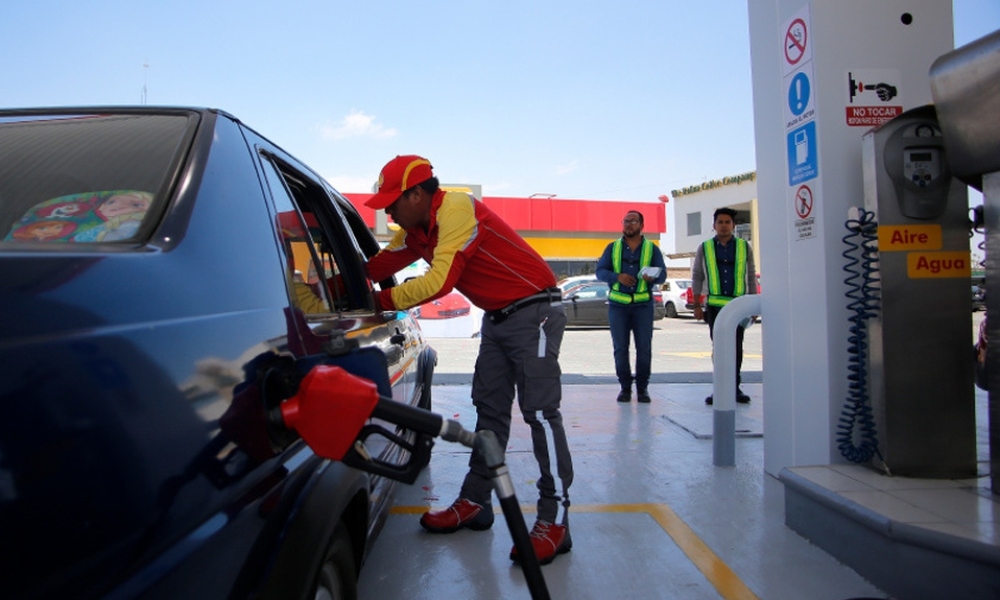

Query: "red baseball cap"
left=365, top=155, right=434, bottom=209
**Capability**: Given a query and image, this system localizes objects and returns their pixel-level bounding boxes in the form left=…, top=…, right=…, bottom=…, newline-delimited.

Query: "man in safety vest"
left=596, top=210, right=668, bottom=403
left=692, top=207, right=758, bottom=405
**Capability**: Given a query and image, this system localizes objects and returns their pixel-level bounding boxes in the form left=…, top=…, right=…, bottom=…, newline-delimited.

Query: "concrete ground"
left=357, top=314, right=991, bottom=599
left=358, top=382, right=885, bottom=600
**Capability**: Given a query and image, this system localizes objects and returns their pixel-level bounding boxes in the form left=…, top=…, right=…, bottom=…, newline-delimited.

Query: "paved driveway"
left=428, top=315, right=762, bottom=384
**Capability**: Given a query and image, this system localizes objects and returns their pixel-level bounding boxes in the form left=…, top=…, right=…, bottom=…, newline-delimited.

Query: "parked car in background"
left=0, top=107, right=436, bottom=600
left=973, top=284, right=986, bottom=311
left=685, top=285, right=700, bottom=312
left=415, top=291, right=472, bottom=319
left=563, top=282, right=611, bottom=326
left=562, top=281, right=664, bottom=327
left=660, top=278, right=693, bottom=318
left=651, top=286, right=667, bottom=320
left=685, top=275, right=762, bottom=320
left=557, top=275, right=599, bottom=294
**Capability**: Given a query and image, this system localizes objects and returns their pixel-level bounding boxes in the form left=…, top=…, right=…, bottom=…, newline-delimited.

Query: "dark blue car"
left=0, top=107, right=436, bottom=599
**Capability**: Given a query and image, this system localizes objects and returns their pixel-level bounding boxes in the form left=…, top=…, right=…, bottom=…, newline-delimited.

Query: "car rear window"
left=0, top=112, right=196, bottom=245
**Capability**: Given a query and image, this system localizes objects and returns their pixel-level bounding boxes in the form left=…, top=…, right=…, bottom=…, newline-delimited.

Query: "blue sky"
left=2, top=1, right=998, bottom=202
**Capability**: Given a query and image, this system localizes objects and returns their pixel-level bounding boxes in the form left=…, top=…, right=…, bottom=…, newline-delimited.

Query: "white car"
left=660, top=278, right=693, bottom=318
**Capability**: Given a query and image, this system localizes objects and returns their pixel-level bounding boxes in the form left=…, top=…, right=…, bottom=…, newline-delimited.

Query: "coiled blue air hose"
left=838, top=208, right=887, bottom=468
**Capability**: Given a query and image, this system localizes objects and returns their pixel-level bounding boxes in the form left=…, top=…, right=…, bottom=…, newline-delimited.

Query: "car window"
left=259, top=156, right=369, bottom=315
left=326, top=185, right=392, bottom=291
left=574, top=284, right=607, bottom=299
left=0, top=112, right=196, bottom=245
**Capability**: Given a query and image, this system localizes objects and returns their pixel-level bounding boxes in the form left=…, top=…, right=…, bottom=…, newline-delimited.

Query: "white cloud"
left=555, top=160, right=579, bottom=175
left=320, top=110, right=397, bottom=140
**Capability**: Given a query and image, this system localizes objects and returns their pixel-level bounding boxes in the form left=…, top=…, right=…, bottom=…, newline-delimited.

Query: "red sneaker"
left=419, top=498, right=494, bottom=533
left=509, top=520, right=572, bottom=565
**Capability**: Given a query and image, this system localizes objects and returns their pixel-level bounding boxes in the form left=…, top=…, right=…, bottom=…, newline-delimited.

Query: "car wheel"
left=665, top=302, right=678, bottom=319
left=418, top=380, right=433, bottom=411
left=418, top=350, right=434, bottom=411
left=314, top=524, right=357, bottom=600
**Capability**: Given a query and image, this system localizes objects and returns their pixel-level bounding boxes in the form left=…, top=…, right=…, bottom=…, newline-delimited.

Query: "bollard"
left=711, top=294, right=761, bottom=466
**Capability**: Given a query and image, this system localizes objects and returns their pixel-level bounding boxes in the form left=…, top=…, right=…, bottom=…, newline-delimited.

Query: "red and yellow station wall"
left=345, top=193, right=667, bottom=260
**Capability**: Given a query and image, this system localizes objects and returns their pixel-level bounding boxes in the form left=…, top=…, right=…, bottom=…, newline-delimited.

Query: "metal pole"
left=474, top=430, right=551, bottom=600
left=711, top=294, right=761, bottom=466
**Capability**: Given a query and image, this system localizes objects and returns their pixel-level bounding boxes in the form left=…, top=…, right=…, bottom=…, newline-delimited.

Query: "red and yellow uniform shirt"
left=367, top=191, right=556, bottom=312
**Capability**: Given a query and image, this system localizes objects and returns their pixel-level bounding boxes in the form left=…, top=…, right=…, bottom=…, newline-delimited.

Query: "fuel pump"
left=860, top=104, right=977, bottom=478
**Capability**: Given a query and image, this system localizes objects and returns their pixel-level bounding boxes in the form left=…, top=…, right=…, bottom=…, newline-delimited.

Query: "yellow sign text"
left=878, top=225, right=942, bottom=252
left=907, top=252, right=971, bottom=279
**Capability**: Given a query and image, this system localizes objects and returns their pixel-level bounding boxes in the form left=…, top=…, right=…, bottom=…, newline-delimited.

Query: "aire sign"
left=878, top=224, right=970, bottom=279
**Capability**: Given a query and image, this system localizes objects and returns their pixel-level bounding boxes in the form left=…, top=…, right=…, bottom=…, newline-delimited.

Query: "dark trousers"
left=705, top=305, right=745, bottom=388
left=608, top=300, right=655, bottom=392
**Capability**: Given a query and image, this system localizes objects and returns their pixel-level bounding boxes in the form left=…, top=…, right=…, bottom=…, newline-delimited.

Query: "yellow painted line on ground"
left=390, top=505, right=430, bottom=515
left=391, top=503, right=760, bottom=600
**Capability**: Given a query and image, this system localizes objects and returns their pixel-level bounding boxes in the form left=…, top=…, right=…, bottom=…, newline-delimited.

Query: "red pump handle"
left=279, top=365, right=380, bottom=460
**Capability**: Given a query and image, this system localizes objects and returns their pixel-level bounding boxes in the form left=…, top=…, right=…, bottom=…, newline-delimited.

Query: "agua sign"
left=907, top=252, right=971, bottom=279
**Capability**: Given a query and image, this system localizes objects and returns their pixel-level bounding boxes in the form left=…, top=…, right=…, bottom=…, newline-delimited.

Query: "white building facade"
left=667, top=171, right=760, bottom=275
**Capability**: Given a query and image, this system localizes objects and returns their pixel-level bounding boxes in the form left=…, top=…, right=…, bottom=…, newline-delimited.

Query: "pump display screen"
left=903, top=147, right=941, bottom=188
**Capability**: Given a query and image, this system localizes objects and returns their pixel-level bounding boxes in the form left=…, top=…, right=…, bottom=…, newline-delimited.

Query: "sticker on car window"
left=6, top=190, right=153, bottom=242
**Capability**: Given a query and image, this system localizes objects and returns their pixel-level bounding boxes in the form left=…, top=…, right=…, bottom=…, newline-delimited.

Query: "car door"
left=572, top=283, right=610, bottom=326
left=251, top=146, right=431, bottom=530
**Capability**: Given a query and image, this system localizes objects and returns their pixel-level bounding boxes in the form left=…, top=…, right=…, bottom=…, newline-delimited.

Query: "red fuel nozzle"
left=278, top=365, right=380, bottom=461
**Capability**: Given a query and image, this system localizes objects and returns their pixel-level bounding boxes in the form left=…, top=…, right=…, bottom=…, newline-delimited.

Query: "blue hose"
left=838, top=208, right=886, bottom=466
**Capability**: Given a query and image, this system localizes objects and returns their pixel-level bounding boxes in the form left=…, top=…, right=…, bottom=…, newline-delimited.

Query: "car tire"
left=314, top=523, right=357, bottom=600
left=418, top=349, right=435, bottom=411
left=665, top=302, right=678, bottom=319
left=418, top=381, right=433, bottom=411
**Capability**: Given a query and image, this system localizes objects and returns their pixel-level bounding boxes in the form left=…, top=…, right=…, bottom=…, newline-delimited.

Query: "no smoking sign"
left=785, top=19, right=807, bottom=66
left=795, top=185, right=813, bottom=218
left=782, top=6, right=813, bottom=76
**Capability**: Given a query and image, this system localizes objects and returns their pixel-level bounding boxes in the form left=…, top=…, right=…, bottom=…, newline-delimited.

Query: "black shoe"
left=737, top=390, right=751, bottom=404
left=705, top=395, right=713, bottom=405
left=637, top=389, right=651, bottom=403
left=617, top=389, right=631, bottom=403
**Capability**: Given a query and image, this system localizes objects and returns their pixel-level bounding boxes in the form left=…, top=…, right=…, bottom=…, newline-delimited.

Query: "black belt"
left=486, top=287, right=562, bottom=324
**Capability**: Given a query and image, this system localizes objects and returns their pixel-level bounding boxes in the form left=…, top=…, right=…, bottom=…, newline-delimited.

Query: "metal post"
left=712, top=294, right=761, bottom=466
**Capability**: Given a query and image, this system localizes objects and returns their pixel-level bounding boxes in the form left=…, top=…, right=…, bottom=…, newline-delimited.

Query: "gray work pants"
left=460, top=300, right=573, bottom=524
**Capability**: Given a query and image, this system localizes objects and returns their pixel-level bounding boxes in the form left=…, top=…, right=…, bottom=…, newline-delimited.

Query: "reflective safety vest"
left=609, top=238, right=653, bottom=304
left=703, top=237, right=748, bottom=307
